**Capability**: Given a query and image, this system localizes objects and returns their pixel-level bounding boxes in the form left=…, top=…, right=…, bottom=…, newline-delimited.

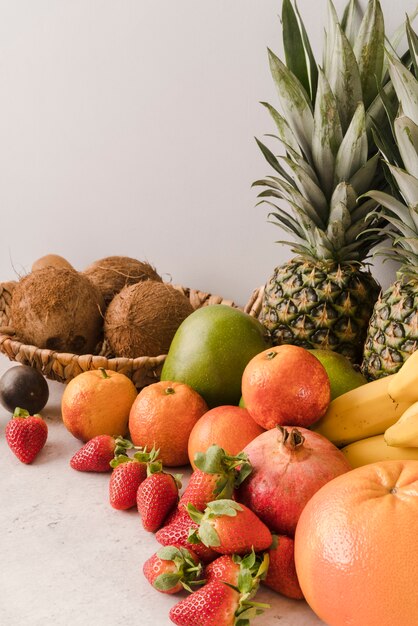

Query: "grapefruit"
left=294, top=460, right=418, bottom=626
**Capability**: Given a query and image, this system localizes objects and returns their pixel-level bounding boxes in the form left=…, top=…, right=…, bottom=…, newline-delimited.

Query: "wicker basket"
left=0, top=281, right=251, bottom=389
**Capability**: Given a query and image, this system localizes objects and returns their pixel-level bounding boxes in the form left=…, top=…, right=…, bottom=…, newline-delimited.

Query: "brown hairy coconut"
left=32, top=254, right=74, bottom=272
left=83, top=256, right=162, bottom=307
left=104, top=281, right=194, bottom=358
left=11, top=267, right=105, bottom=354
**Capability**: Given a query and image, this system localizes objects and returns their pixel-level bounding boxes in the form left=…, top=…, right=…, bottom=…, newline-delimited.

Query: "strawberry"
left=136, top=461, right=181, bottom=532
left=170, top=550, right=270, bottom=625
left=70, top=435, right=134, bottom=472
left=155, top=507, right=218, bottom=563
left=109, top=447, right=158, bottom=510
left=143, top=544, right=203, bottom=594
left=204, top=554, right=241, bottom=586
left=263, top=534, right=304, bottom=600
left=187, top=499, right=273, bottom=555
left=205, top=550, right=270, bottom=586
left=169, top=580, right=241, bottom=626
left=5, top=407, right=48, bottom=464
left=179, top=445, right=252, bottom=512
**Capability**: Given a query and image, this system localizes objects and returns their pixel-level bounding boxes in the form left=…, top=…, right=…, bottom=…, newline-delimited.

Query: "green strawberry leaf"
left=256, top=553, right=270, bottom=581
left=13, top=407, right=32, bottom=418
left=156, top=546, right=183, bottom=562
left=240, top=551, right=256, bottom=571
left=234, top=460, right=252, bottom=487
left=113, top=436, right=134, bottom=456
left=109, top=454, right=133, bottom=468
left=206, top=499, right=242, bottom=517
left=198, top=521, right=221, bottom=547
left=186, top=528, right=201, bottom=545
left=147, top=460, right=163, bottom=476
left=181, top=578, right=206, bottom=593
left=186, top=503, right=203, bottom=524
left=194, top=444, right=226, bottom=474
left=133, top=445, right=160, bottom=464
left=238, top=569, right=254, bottom=595
left=153, top=572, right=181, bottom=591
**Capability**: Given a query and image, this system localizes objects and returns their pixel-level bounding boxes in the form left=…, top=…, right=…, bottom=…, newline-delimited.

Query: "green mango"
left=160, top=304, right=271, bottom=408
left=308, top=349, right=367, bottom=401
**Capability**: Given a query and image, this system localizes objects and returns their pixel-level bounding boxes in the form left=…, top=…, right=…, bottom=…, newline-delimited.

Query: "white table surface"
left=0, top=354, right=325, bottom=626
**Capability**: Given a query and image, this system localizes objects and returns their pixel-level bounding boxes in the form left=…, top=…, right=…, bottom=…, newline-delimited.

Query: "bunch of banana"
left=341, top=434, right=418, bottom=468
left=313, top=352, right=418, bottom=467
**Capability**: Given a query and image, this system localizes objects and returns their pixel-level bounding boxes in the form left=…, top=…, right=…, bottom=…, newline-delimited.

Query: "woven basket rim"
left=0, top=281, right=251, bottom=387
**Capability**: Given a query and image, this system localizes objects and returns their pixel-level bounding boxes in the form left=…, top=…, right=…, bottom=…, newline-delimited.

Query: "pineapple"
left=362, top=23, right=418, bottom=378
left=255, top=0, right=392, bottom=364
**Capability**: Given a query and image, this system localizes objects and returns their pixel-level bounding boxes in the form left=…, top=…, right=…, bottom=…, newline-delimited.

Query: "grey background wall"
left=0, top=0, right=417, bottom=306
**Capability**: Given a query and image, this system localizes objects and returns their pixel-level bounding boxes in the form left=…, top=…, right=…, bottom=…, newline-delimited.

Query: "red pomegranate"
left=236, top=425, right=351, bottom=536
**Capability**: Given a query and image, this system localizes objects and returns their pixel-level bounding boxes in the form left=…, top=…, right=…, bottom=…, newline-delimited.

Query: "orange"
left=241, top=345, right=330, bottom=430
left=128, top=380, right=208, bottom=466
left=294, top=460, right=418, bottom=626
left=61, top=368, right=137, bottom=442
left=188, top=405, right=265, bottom=469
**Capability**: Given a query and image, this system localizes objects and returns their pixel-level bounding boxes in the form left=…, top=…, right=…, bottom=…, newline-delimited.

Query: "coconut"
left=104, top=281, right=194, bottom=358
left=32, top=254, right=74, bottom=272
left=83, top=256, right=162, bottom=307
left=11, top=267, right=105, bottom=354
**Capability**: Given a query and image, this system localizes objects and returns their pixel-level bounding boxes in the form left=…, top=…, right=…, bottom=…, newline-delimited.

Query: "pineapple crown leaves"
left=152, top=545, right=205, bottom=593
left=193, top=444, right=253, bottom=493
left=187, top=499, right=243, bottom=548
left=363, top=23, right=418, bottom=273
left=254, top=0, right=417, bottom=263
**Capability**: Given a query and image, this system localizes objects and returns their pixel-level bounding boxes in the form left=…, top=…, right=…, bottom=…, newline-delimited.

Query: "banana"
left=341, top=434, right=418, bottom=468
left=384, top=401, right=418, bottom=447
left=312, top=374, right=412, bottom=447
left=387, top=349, right=418, bottom=404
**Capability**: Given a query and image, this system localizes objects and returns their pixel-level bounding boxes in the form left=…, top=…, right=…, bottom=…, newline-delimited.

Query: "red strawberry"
left=204, top=554, right=241, bottom=586
left=137, top=462, right=181, bottom=531
left=263, top=534, right=304, bottom=600
left=5, top=407, right=48, bottom=464
left=155, top=508, right=218, bottom=563
left=205, top=550, right=269, bottom=587
left=188, top=499, right=272, bottom=555
left=170, top=551, right=270, bottom=625
left=143, top=544, right=203, bottom=594
left=70, top=435, right=135, bottom=472
left=169, top=581, right=241, bottom=626
left=109, top=447, right=158, bottom=510
left=179, top=445, right=252, bottom=512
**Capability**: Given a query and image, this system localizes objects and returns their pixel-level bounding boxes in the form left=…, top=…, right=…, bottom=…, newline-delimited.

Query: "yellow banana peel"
left=313, top=374, right=412, bottom=447
left=384, top=401, right=418, bottom=447
left=387, top=350, right=418, bottom=404
left=341, top=434, right=418, bottom=469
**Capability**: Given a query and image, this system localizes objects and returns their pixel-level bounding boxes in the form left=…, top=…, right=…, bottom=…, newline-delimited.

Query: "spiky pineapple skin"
left=361, top=278, right=418, bottom=379
left=260, top=257, right=380, bottom=364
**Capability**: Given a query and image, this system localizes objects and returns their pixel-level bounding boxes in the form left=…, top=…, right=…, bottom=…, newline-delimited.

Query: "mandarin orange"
left=187, top=405, right=265, bottom=469
left=61, top=368, right=137, bottom=442
left=128, top=381, right=208, bottom=466
left=294, top=460, right=418, bottom=626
